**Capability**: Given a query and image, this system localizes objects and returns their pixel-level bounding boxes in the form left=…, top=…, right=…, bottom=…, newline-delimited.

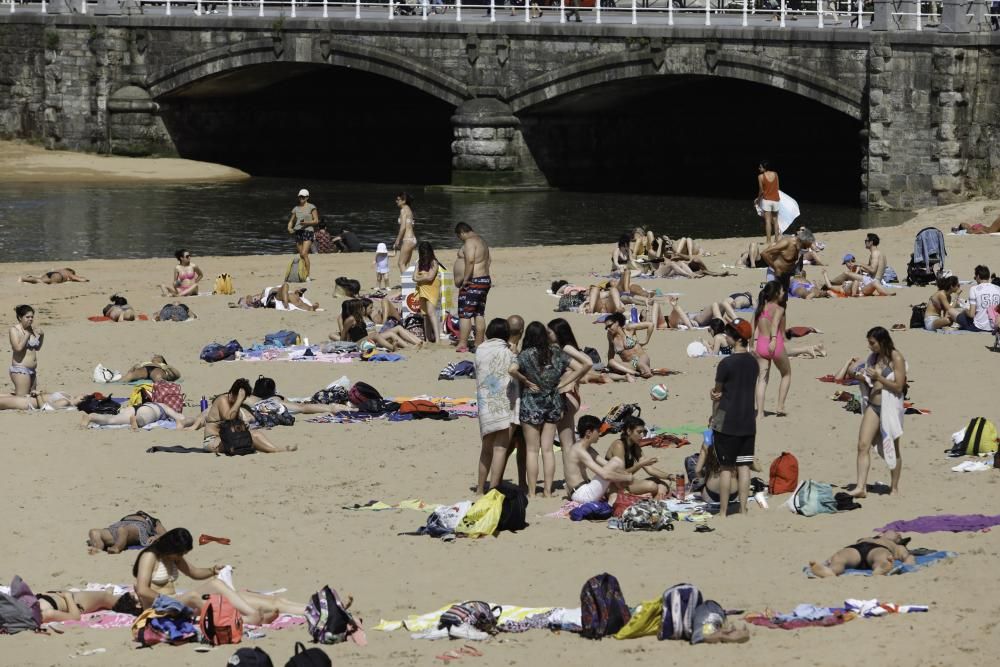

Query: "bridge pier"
left=450, top=98, right=545, bottom=188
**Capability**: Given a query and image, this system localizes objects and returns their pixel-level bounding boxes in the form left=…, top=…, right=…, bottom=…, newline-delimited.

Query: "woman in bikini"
left=694, top=441, right=738, bottom=503
left=605, top=416, right=671, bottom=499
left=132, top=527, right=307, bottom=623
left=38, top=588, right=142, bottom=623
left=87, top=511, right=166, bottom=555
left=413, top=241, right=443, bottom=344
left=604, top=312, right=654, bottom=379
left=9, top=304, right=42, bottom=395
left=809, top=531, right=915, bottom=577
left=924, top=275, right=960, bottom=330
left=789, top=271, right=833, bottom=299
left=752, top=281, right=791, bottom=418
left=159, top=249, right=203, bottom=297
left=80, top=398, right=191, bottom=431
left=0, top=391, right=82, bottom=411
left=102, top=294, right=137, bottom=321
left=188, top=379, right=296, bottom=453
left=848, top=326, right=906, bottom=498
left=393, top=192, right=417, bottom=278
left=19, top=268, right=89, bottom=284
left=116, top=355, right=182, bottom=383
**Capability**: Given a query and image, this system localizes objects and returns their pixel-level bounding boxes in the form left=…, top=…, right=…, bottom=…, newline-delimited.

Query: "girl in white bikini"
left=393, top=192, right=418, bottom=278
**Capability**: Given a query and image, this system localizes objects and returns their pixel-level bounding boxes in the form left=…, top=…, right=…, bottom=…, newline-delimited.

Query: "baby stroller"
left=905, top=226, right=947, bottom=286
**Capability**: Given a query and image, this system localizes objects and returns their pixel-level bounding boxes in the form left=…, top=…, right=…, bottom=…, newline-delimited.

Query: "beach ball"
left=650, top=384, right=669, bottom=401
left=360, top=339, right=377, bottom=356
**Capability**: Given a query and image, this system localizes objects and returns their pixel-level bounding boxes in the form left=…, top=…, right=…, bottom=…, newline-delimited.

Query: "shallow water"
left=0, top=178, right=912, bottom=261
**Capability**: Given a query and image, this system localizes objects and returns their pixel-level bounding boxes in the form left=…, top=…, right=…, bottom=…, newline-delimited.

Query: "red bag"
left=612, top=491, right=644, bottom=518
left=399, top=400, right=442, bottom=415
left=199, top=594, right=243, bottom=645
left=769, top=452, right=799, bottom=495
left=152, top=381, right=185, bottom=413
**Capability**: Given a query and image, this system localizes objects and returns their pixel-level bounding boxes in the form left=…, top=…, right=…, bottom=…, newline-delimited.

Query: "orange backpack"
left=199, top=594, right=243, bottom=645
left=769, top=452, right=799, bottom=495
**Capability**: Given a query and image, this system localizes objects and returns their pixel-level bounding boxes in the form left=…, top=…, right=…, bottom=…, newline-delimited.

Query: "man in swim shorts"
left=564, top=415, right=633, bottom=503
left=760, top=227, right=815, bottom=299
left=454, top=222, right=492, bottom=352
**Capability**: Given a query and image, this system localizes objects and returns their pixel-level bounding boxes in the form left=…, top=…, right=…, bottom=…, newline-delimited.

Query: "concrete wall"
left=1, top=15, right=999, bottom=208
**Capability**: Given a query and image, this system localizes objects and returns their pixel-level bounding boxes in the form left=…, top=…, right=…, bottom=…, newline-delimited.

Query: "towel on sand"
left=877, top=514, right=1000, bottom=533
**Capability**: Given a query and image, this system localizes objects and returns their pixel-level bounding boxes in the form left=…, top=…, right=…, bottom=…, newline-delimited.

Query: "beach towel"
left=375, top=604, right=554, bottom=633
left=473, top=338, right=519, bottom=438
left=57, top=611, right=306, bottom=630
left=88, top=314, right=149, bottom=322
left=342, top=499, right=436, bottom=513
left=88, top=419, right=176, bottom=431
left=803, top=550, right=956, bottom=577
left=652, top=424, right=707, bottom=436
left=746, top=610, right=854, bottom=630
left=439, top=360, right=476, bottom=380
left=877, top=514, right=1000, bottom=533
left=818, top=374, right=858, bottom=385
left=146, top=445, right=211, bottom=454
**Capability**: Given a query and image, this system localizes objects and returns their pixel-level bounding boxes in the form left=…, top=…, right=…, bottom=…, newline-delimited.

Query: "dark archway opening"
left=519, top=76, right=863, bottom=205
left=157, top=64, right=455, bottom=184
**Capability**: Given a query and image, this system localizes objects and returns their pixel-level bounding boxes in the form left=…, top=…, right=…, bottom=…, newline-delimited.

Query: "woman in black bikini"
left=809, top=531, right=915, bottom=577
left=118, top=355, right=181, bottom=383
left=79, top=399, right=190, bottom=430
left=38, top=588, right=142, bottom=623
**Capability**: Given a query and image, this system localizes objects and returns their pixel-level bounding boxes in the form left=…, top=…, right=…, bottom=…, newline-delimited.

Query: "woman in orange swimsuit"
left=752, top=281, right=791, bottom=418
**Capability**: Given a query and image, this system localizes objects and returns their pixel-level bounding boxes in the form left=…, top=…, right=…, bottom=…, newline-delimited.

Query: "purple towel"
left=876, top=513, right=1000, bottom=534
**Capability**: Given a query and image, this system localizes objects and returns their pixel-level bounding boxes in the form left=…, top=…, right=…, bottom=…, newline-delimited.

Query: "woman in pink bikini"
left=752, top=281, right=791, bottom=418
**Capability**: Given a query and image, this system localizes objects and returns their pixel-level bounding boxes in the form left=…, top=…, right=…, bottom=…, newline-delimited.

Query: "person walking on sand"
left=756, top=161, right=781, bottom=246
left=393, top=192, right=418, bottom=279
left=287, top=188, right=319, bottom=280
left=160, top=249, right=203, bottom=297
left=9, top=304, right=42, bottom=396
left=454, top=222, right=492, bottom=352
left=752, top=281, right=790, bottom=418
left=848, top=326, right=906, bottom=498
left=709, top=319, right=758, bottom=516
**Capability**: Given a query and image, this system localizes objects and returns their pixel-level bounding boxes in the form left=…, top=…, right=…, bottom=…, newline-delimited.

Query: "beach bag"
left=228, top=647, right=274, bottom=667
left=128, top=383, right=155, bottom=407
left=495, top=480, right=529, bottom=532
left=580, top=573, right=631, bottom=639
left=264, top=330, right=299, bottom=348
left=582, top=346, right=603, bottom=367
left=600, top=403, right=641, bottom=435
left=438, top=601, right=501, bottom=635
left=614, top=598, right=662, bottom=639
left=253, top=375, right=278, bottom=398
left=570, top=501, right=613, bottom=522
left=285, top=642, right=332, bottom=667
left=612, top=491, right=644, bottom=518
left=305, top=586, right=357, bottom=645
left=152, top=381, right=185, bottom=413
left=455, top=489, right=504, bottom=538
left=213, top=273, right=235, bottom=295
left=910, top=304, right=928, bottom=329
left=620, top=500, right=674, bottom=532
left=789, top=480, right=837, bottom=517
left=769, top=452, right=799, bottom=495
left=285, top=257, right=308, bottom=283
left=398, top=400, right=447, bottom=419
left=199, top=594, right=243, bottom=645
left=953, top=417, right=999, bottom=456
left=314, top=227, right=335, bottom=254
left=658, top=583, right=703, bottom=641
left=131, top=608, right=169, bottom=646
left=218, top=420, right=255, bottom=456
left=348, top=382, right=382, bottom=408
left=200, top=340, right=242, bottom=363
left=251, top=398, right=295, bottom=428
left=557, top=293, right=586, bottom=312
left=0, top=576, right=41, bottom=635
left=425, top=501, right=472, bottom=537
left=309, top=387, right=349, bottom=405
left=77, top=393, right=121, bottom=415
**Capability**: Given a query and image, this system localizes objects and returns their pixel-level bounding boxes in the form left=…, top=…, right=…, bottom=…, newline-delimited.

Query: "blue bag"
left=264, top=330, right=299, bottom=347
left=569, top=501, right=614, bottom=522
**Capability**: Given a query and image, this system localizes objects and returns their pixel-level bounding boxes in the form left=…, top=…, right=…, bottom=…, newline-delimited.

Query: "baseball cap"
left=298, top=188, right=310, bottom=198
left=842, top=253, right=855, bottom=264
left=728, top=318, right=752, bottom=341
left=376, top=242, right=388, bottom=254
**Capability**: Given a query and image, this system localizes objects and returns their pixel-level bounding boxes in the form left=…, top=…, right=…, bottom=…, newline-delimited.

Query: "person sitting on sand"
left=0, top=390, right=83, bottom=411
left=159, top=249, right=203, bottom=297
left=789, top=271, right=833, bottom=299
left=102, top=294, right=137, bottom=321
left=952, top=215, right=1000, bottom=234
left=81, top=398, right=192, bottom=431
left=702, top=319, right=734, bottom=356
left=740, top=241, right=770, bottom=269
left=38, top=588, right=142, bottom=623
left=133, top=527, right=307, bottom=622
left=188, top=379, right=296, bottom=453
left=693, top=440, right=738, bottom=504
left=154, top=302, right=198, bottom=321
left=565, top=415, right=635, bottom=503
left=87, top=510, right=166, bottom=555
left=338, top=299, right=421, bottom=351
left=612, top=234, right=644, bottom=274
left=19, top=268, right=89, bottom=284
left=605, top=312, right=655, bottom=379
left=924, top=275, right=961, bottom=330
left=548, top=316, right=622, bottom=384
left=605, top=416, right=671, bottom=499
left=809, top=531, right=915, bottom=577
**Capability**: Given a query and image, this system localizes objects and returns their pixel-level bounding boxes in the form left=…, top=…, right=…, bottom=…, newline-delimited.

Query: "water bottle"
left=200, top=395, right=208, bottom=412
left=675, top=474, right=686, bottom=501
left=630, top=306, right=639, bottom=323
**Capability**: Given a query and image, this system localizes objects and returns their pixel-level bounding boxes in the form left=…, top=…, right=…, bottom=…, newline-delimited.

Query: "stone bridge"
left=2, top=2, right=1000, bottom=207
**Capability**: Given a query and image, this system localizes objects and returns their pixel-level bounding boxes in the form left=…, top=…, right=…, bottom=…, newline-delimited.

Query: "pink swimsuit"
left=755, top=305, right=785, bottom=359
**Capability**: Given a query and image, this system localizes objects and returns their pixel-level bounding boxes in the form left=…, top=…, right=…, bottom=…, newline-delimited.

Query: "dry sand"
left=0, top=140, right=249, bottom=183
left=3, top=194, right=1000, bottom=665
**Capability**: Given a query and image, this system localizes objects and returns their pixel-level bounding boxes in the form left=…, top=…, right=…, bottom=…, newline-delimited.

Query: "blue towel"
left=804, top=550, right=957, bottom=578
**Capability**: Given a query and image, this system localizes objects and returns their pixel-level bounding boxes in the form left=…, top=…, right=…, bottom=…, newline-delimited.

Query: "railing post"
left=259, top=0, right=263, bottom=17
left=196, top=0, right=201, bottom=13
left=227, top=0, right=233, bottom=15
left=780, top=0, right=786, bottom=26
left=704, top=0, right=710, bottom=24
left=916, top=0, right=922, bottom=29
left=166, top=0, right=172, bottom=16
left=355, top=0, right=360, bottom=19
left=856, top=0, right=862, bottom=27
left=8, top=0, right=13, bottom=14
left=560, top=0, right=565, bottom=21
left=817, top=0, right=823, bottom=26
left=388, top=0, right=393, bottom=18
left=456, top=0, right=461, bottom=21
left=41, top=0, right=46, bottom=13
left=322, top=0, right=327, bottom=17
left=631, top=0, right=636, bottom=24
left=422, top=0, right=428, bottom=19
left=490, top=0, right=495, bottom=21
left=741, top=0, right=747, bottom=25
left=81, top=0, right=87, bottom=13
left=668, top=0, right=673, bottom=25
left=291, top=0, right=296, bottom=17
left=596, top=0, right=600, bottom=23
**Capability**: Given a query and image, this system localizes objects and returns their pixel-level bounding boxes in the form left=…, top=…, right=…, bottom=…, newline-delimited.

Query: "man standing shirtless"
left=760, top=227, right=815, bottom=296
left=454, top=222, right=492, bottom=352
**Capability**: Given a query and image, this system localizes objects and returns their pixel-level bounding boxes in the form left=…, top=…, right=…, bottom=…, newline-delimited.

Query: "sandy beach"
left=3, top=175, right=1000, bottom=665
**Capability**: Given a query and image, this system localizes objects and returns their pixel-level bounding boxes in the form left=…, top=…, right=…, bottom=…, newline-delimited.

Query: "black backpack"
left=218, top=420, right=255, bottom=456
left=77, top=393, right=121, bottom=415
left=910, top=304, right=928, bottom=329
left=495, top=481, right=529, bottom=532
left=284, top=642, right=331, bottom=667
left=348, top=382, right=383, bottom=407
left=253, top=375, right=277, bottom=399
left=228, top=647, right=273, bottom=667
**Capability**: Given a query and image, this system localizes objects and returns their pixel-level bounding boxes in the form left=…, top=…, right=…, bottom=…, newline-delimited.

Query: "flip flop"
left=436, top=650, right=462, bottom=664
left=459, top=645, right=484, bottom=657
left=455, top=346, right=469, bottom=353
left=891, top=323, right=907, bottom=331
left=198, top=534, right=231, bottom=546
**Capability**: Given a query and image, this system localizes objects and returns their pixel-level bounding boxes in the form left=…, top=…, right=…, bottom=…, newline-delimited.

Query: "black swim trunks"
left=458, top=276, right=492, bottom=319
left=712, top=431, right=755, bottom=467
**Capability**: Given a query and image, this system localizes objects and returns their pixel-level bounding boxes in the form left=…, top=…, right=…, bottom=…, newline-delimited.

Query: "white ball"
left=650, top=384, right=669, bottom=401
left=687, top=341, right=709, bottom=358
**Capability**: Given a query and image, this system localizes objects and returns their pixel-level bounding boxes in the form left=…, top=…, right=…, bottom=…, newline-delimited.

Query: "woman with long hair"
left=604, top=312, right=654, bottom=379
left=509, top=321, right=588, bottom=497
left=189, top=379, right=296, bottom=453
left=413, top=241, right=442, bottom=343
left=392, top=192, right=417, bottom=277
left=848, top=326, right=906, bottom=497
left=9, top=304, right=42, bottom=395
left=159, top=249, right=203, bottom=297
left=752, top=281, right=791, bottom=418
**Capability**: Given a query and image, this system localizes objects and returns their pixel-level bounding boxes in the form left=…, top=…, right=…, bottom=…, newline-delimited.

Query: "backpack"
left=251, top=398, right=295, bottom=428
left=77, top=393, right=121, bottom=415
left=495, top=480, right=529, bottom=532
left=152, top=381, right=185, bottom=413
left=228, top=647, right=274, bottom=667
left=580, top=573, right=631, bottom=639
left=199, top=594, right=244, bottom=645
left=768, top=452, right=799, bottom=495
left=305, top=586, right=358, bottom=645
left=951, top=417, right=999, bottom=456
left=582, top=346, right=603, bottom=367
left=398, top=400, right=449, bottom=420
left=620, top=500, right=675, bottom=532
left=218, top=420, right=255, bottom=456
left=213, top=273, right=235, bottom=295
left=658, top=583, right=703, bottom=641
left=789, top=480, right=838, bottom=517
left=200, top=340, right=243, bottom=363
left=438, top=601, right=501, bottom=635
left=348, top=382, right=383, bottom=408
left=0, top=576, right=41, bottom=635
left=253, top=375, right=278, bottom=399
left=285, top=642, right=332, bottom=667
left=600, top=403, right=641, bottom=435
left=910, top=303, right=928, bottom=329
left=285, top=256, right=308, bottom=283
left=264, top=331, right=299, bottom=348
